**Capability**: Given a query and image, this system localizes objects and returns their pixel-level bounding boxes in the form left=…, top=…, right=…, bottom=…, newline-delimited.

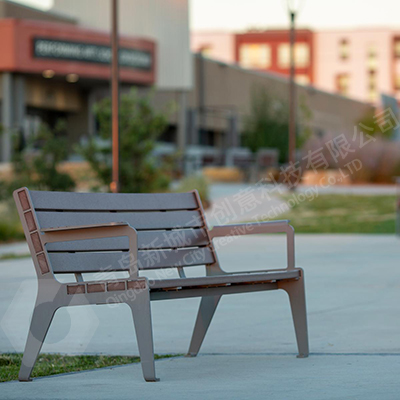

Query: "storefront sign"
left=33, top=37, right=152, bottom=71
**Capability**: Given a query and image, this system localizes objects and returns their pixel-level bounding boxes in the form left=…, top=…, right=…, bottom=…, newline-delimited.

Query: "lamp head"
left=286, top=0, right=304, bottom=14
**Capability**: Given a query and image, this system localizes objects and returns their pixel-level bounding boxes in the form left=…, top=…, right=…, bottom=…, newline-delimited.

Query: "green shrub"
left=80, top=89, right=172, bottom=193
left=0, top=120, right=76, bottom=202
left=174, top=174, right=210, bottom=208
left=0, top=201, right=24, bottom=242
left=242, top=87, right=312, bottom=163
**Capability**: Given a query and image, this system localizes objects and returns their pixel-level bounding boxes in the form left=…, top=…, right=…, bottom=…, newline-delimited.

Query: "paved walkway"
left=204, top=182, right=397, bottom=226
left=0, top=242, right=28, bottom=257
left=205, top=183, right=288, bottom=226
left=1, top=354, right=399, bottom=400
left=0, top=234, right=400, bottom=399
left=297, top=183, right=397, bottom=195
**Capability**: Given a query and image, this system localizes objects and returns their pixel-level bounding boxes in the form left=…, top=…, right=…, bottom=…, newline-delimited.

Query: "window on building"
left=368, top=70, right=378, bottom=102
left=295, top=43, right=310, bottom=68
left=339, top=39, right=349, bottom=60
left=336, top=73, right=349, bottom=95
left=367, top=44, right=378, bottom=71
left=295, top=74, right=310, bottom=85
left=278, top=43, right=310, bottom=68
left=394, top=38, right=400, bottom=58
left=278, top=44, right=290, bottom=68
left=239, top=44, right=271, bottom=69
left=395, top=74, right=400, bottom=90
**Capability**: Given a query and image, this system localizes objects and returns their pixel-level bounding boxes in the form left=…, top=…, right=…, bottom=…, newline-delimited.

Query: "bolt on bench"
left=14, top=187, right=309, bottom=382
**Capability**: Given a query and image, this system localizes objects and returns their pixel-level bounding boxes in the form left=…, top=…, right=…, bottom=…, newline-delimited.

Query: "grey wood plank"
left=37, top=210, right=203, bottom=231
left=150, top=269, right=301, bottom=289
left=138, top=247, right=214, bottom=270
left=46, top=228, right=209, bottom=252
left=30, top=190, right=198, bottom=211
left=49, top=247, right=215, bottom=273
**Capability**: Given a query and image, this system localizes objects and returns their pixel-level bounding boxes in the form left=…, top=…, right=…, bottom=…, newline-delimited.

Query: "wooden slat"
left=30, top=190, right=198, bottom=211
left=49, top=252, right=127, bottom=273
left=46, top=228, right=209, bottom=252
left=138, top=247, right=214, bottom=270
left=49, top=247, right=215, bottom=273
left=150, top=269, right=301, bottom=289
left=37, top=210, right=203, bottom=231
left=138, top=229, right=209, bottom=249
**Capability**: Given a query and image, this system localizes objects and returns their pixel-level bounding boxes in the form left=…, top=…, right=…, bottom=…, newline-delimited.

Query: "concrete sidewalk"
left=1, top=234, right=400, bottom=398
left=1, top=354, right=399, bottom=400
left=0, top=242, right=28, bottom=257
left=205, top=183, right=288, bottom=226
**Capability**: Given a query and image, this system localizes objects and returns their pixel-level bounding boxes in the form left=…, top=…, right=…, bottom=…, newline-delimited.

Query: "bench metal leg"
left=128, top=289, right=159, bottom=382
left=19, top=302, right=57, bottom=381
left=279, top=272, right=309, bottom=358
left=187, top=295, right=222, bottom=357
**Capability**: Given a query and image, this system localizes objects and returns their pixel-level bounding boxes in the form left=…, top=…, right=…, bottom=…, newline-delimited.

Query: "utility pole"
left=288, top=10, right=296, bottom=166
left=110, top=0, right=120, bottom=193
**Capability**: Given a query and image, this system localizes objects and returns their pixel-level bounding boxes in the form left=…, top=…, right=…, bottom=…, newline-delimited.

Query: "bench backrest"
left=14, top=188, right=216, bottom=278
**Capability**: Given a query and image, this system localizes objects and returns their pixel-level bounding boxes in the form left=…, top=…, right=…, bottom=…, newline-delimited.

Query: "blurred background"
left=1, top=0, right=400, bottom=241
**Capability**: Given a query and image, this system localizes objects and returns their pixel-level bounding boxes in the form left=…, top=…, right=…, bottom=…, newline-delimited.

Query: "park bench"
left=14, top=187, right=309, bottom=382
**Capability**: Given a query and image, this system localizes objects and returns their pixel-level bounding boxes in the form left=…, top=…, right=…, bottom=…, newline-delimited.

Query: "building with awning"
left=0, top=0, right=375, bottom=170
left=0, top=0, right=190, bottom=162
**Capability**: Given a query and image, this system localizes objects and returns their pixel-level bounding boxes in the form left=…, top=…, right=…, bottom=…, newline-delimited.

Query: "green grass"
left=0, top=353, right=179, bottom=382
left=0, top=201, right=24, bottom=243
left=277, top=194, right=397, bottom=233
left=0, top=253, right=30, bottom=261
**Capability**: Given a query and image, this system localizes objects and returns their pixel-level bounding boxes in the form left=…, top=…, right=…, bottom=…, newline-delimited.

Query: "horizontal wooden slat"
left=49, top=247, right=215, bottom=273
left=139, top=247, right=214, bottom=270
left=37, top=210, right=203, bottom=231
left=30, top=190, right=198, bottom=211
left=138, top=229, right=209, bottom=249
left=46, top=229, right=209, bottom=252
left=150, top=269, right=301, bottom=289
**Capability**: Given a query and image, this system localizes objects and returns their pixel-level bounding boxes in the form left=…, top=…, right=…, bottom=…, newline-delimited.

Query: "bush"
left=0, top=120, right=76, bottom=201
left=242, top=87, right=312, bottom=163
left=0, top=201, right=24, bottom=242
left=300, top=133, right=400, bottom=184
left=80, top=89, right=172, bottom=193
left=174, top=174, right=210, bottom=209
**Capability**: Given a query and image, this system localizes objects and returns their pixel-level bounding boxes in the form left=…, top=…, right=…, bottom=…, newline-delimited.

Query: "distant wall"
left=153, top=56, right=374, bottom=140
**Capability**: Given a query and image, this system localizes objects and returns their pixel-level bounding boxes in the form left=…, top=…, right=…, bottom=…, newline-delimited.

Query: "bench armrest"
left=209, top=220, right=290, bottom=238
left=210, top=220, right=295, bottom=270
left=41, top=222, right=139, bottom=277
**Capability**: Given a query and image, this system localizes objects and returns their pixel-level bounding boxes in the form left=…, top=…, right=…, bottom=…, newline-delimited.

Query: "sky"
left=11, top=0, right=400, bottom=31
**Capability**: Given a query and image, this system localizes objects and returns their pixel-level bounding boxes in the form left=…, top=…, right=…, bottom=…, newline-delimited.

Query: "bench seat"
left=150, top=269, right=301, bottom=290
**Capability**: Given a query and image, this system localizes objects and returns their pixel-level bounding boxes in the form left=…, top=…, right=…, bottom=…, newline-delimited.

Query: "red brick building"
left=235, top=29, right=314, bottom=85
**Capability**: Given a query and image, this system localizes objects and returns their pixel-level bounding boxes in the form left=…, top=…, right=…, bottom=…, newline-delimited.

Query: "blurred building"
left=191, top=31, right=235, bottom=65
left=149, top=54, right=373, bottom=170
left=192, top=28, right=400, bottom=105
left=0, top=0, right=191, bottom=162
left=235, top=29, right=314, bottom=86
left=0, top=0, right=374, bottom=169
left=314, top=29, right=399, bottom=104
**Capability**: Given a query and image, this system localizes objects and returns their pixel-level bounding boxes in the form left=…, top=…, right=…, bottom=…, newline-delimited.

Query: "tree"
left=0, top=120, right=75, bottom=200
left=80, top=89, right=172, bottom=193
left=242, top=86, right=312, bottom=163
left=358, top=110, right=396, bottom=139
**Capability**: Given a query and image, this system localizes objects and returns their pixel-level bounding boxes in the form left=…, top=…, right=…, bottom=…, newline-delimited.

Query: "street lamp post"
left=285, top=0, right=303, bottom=166
left=288, top=9, right=296, bottom=165
left=111, top=0, right=120, bottom=193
